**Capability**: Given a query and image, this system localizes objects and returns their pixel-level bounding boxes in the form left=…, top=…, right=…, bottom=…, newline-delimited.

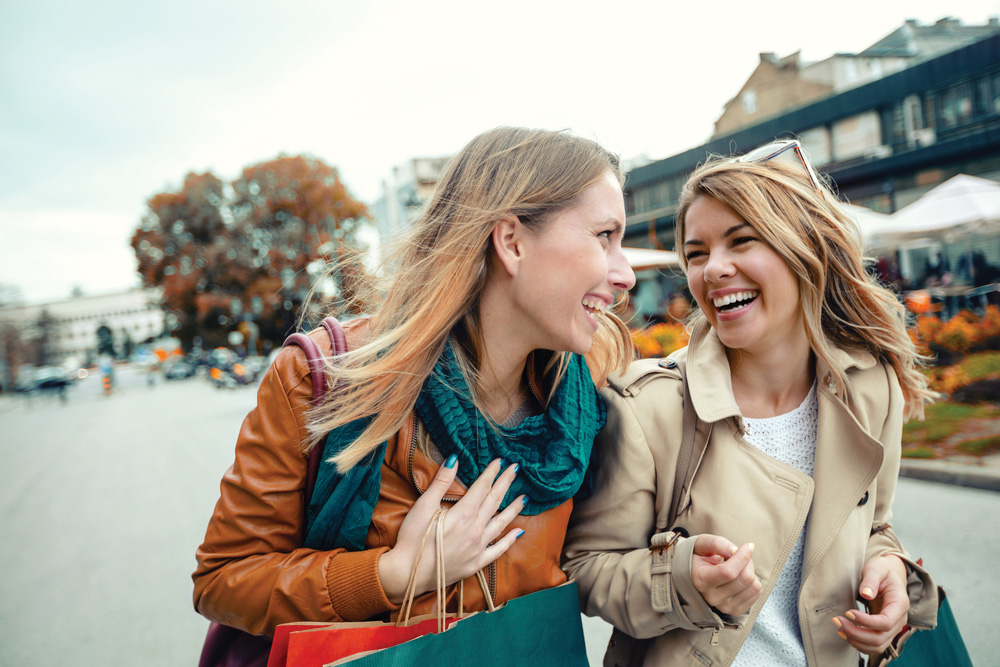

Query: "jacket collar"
left=684, top=319, right=879, bottom=424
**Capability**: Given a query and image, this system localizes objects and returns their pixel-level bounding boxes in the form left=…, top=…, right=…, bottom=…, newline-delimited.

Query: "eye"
left=732, top=235, right=759, bottom=247
left=685, top=249, right=706, bottom=264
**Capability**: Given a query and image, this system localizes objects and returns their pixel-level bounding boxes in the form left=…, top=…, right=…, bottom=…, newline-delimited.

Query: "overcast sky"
left=2, top=0, right=998, bottom=304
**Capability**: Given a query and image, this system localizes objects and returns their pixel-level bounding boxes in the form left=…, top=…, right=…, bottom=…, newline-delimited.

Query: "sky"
left=2, top=0, right=998, bottom=304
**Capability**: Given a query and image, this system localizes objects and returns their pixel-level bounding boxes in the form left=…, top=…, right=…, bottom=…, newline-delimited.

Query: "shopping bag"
left=268, top=616, right=460, bottom=667
left=269, top=508, right=486, bottom=667
left=328, top=580, right=588, bottom=667
left=894, top=588, right=972, bottom=667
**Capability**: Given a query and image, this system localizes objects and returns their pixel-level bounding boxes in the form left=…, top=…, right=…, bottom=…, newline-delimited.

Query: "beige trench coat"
left=563, top=322, right=937, bottom=667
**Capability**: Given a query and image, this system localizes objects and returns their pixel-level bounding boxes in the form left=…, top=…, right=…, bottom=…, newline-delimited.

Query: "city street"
left=0, top=365, right=997, bottom=666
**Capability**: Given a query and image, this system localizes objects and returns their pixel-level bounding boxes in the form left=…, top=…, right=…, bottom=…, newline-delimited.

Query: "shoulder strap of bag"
left=604, top=355, right=710, bottom=667
left=281, top=316, right=346, bottom=507
left=668, top=358, right=706, bottom=528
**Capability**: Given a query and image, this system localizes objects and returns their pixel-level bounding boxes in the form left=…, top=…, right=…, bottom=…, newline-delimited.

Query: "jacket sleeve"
left=191, top=339, right=397, bottom=636
left=864, top=364, right=938, bottom=633
left=563, top=386, right=742, bottom=639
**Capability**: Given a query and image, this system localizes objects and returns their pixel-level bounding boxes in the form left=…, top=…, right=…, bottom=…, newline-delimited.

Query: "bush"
left=631, top=322, right=690, bottom=358
left=957, top=436, right=1000, bottom=456
left=901, top=446, right=937, bottom=459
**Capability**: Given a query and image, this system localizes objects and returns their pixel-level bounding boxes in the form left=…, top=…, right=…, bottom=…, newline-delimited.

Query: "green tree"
left=131, top=156, right=369, bottom=352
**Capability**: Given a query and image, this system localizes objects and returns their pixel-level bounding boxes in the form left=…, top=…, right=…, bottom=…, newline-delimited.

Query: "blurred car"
left=162, top=357, right=199, bottom=379
left=33, top=366, right=71, bottom=390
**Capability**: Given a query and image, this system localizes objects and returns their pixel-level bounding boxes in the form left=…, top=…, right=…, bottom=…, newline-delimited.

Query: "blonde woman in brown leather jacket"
left=193, top=127, right=636, bottom=638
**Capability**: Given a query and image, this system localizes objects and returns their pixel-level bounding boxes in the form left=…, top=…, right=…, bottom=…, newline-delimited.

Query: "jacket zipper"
left=407, top=422, right=497, bottom=605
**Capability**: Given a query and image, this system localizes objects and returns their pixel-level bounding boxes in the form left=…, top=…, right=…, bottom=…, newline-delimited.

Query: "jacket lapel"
left=801, top=358, right=884, bottom=581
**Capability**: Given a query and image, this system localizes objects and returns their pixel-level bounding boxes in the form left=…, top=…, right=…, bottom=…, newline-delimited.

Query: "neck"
left=728, top=337, right=814, bottom=419
left=475, top=286, right=532, bottom=423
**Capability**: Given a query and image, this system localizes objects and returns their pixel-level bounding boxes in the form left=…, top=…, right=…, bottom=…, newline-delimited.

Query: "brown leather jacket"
left=192, top=323, right=574, bottom=636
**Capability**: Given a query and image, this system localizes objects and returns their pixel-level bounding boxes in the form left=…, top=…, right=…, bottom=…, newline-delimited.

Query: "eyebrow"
left=683, top=222, right=751, bottom=247
left=601, top=217, right=625, bottom=234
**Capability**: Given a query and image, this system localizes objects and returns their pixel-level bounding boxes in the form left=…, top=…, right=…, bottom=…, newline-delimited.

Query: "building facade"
left=0, top=288, right=165, bottom=368
left=625, top=20, right=1000, bottom=274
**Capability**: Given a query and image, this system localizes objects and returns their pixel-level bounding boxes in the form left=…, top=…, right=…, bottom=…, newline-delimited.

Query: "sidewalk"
left=899, top=453, right=1000, bottom=492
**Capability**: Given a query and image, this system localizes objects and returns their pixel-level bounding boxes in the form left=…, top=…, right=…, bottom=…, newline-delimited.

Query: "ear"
left=490, top=214, right=524, bottom=277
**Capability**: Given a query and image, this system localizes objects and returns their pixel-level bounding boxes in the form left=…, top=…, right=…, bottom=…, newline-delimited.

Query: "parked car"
left=162, top=356, right=198, bottom=379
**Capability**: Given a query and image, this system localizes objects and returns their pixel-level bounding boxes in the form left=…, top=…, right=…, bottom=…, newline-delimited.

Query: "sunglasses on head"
left=736, top=139, right=824, bottom=195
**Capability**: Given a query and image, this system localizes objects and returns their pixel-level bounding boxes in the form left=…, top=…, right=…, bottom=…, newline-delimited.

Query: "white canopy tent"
left=623, top=246, right=680, bottom=271
left=864, top=174, right=1000, bottom=247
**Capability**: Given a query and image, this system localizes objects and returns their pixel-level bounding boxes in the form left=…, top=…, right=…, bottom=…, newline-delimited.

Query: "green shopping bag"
left=894, top=589, right=972, bottom=667
left=330, top=580, right=588, bottom=667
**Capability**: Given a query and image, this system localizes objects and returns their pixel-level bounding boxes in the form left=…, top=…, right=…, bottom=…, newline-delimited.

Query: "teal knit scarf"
left=304, top=343, right=605, bottom=552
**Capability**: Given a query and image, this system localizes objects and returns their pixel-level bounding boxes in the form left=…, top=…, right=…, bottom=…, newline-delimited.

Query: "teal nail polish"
left=516, top=529, right=526, bottom=539
left=513, top=463, right=520, bottom=474
left=445, top=454, right=457, bottom=469
left=499, top=458, right=507, bottom=469
left=522, top=495, right=530, bottom=506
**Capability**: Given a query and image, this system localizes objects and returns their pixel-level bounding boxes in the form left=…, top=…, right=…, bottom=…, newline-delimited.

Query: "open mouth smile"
left=713, top=290, right=759, bottom=313
left=582, top=297, right=608, bottom=316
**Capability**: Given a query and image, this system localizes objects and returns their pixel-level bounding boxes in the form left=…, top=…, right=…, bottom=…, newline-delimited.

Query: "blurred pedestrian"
left=193, top=127, right=636, bottom=642
left=564, top=141, right=939, bottom=666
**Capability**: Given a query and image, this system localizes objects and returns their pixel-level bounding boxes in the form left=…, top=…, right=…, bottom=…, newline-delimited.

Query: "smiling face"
left=510, top=171, right=635, bottom=355
left=683, top=195, right=806, bottom=359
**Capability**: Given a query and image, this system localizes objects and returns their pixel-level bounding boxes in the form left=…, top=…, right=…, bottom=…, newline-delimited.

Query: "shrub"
left=631, top=322, right=690, bottom=358
left=901, top=446, right=936, bottom=459
left=934, top=316, right=977, bottom=354
left=956, top=436, right=1000, bottom=456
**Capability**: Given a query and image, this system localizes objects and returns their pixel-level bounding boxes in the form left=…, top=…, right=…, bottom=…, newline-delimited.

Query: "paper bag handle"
left=398, top=509, right=495, bottom=632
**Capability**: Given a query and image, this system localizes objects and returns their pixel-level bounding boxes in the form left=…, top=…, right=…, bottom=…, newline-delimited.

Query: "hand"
left=690, top=535, right=762, bottom=616
left=378, top=458, right=525, bottom=603
left=833, top=554, right=909, bottom=655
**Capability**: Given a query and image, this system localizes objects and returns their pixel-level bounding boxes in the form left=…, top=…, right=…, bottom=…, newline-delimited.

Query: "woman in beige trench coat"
left=563, top=141, right=939, bottom=667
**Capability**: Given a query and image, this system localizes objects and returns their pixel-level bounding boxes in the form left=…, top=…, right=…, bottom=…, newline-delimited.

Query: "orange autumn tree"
left=131, top=156, right=369, bottom=351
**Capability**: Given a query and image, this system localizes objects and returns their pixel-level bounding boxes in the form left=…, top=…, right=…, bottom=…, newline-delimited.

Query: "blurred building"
left=371, top=156, right=452, bottom=244
left=0, top=288, right=165, bottom=367
left=625, top=17, right=1000, bottom=256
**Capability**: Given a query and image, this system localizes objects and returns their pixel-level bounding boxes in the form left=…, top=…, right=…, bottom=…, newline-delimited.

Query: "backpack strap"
left=281, top=316, right=346, bottom=521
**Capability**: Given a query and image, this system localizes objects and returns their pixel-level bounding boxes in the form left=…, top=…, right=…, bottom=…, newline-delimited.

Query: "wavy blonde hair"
left=675, top=157, right=934, bottom=421
left=308, top=127, right=634, bottom=470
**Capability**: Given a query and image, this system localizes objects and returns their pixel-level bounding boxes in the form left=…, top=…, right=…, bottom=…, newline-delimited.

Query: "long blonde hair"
left=309, top=127, right=633, bottom=470
left=675, top=157, right=934, bottom=420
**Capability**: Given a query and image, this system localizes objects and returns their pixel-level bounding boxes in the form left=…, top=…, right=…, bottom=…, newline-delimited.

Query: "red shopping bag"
left=268, top=509, right=489, bottom=667
left=268, top=616, right=461, bottom=667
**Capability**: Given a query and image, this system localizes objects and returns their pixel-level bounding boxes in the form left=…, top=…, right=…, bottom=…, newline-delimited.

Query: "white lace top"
left=731, top=381, right=818, bottom=667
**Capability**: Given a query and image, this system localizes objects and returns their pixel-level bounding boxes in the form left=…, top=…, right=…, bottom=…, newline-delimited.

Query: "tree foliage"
left=131, top=156, right=369, bottom=351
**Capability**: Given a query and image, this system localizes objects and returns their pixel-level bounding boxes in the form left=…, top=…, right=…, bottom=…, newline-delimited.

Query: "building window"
left=941, top=83, right=973, bottom=128
left=742, top=89, right=757, bottom=114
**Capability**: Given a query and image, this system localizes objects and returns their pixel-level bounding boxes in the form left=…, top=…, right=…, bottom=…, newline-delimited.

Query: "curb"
left=899, top=459, right=1000, bottom=493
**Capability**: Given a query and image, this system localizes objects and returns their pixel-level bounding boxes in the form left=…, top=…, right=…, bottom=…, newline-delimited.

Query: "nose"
left=703, top=250, right=735, bottom=283
left=609, top=246, right=636, bottom=292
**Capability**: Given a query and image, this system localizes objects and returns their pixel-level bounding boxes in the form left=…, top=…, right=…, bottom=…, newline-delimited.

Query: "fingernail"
left=862, top=587, right=874, bottom=599
left=748, top=542, right=755, bottom=553
left=499, top=458, right=507, bottom=469
left=730, top=545, right=737, bottom=556
left=522, top=495, right=530, bottom=505
left=445, top=454, right=457, bottom=469
left=845, top=611, right=856, bottom=621
left=832, top=617, right=841, bottom=629
left=513, top=463, right=519, bottom=474
left=837, top=631, right=847, bottom=640
left=516, top=529, right=525, bottom=539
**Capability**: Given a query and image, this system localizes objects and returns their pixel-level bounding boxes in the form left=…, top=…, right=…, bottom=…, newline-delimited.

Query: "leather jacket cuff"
left=326, top=546, right=397, bottom=620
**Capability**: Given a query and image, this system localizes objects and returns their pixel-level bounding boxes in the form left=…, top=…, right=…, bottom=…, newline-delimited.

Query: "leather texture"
left=194, top=318, right=572, bottom=637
